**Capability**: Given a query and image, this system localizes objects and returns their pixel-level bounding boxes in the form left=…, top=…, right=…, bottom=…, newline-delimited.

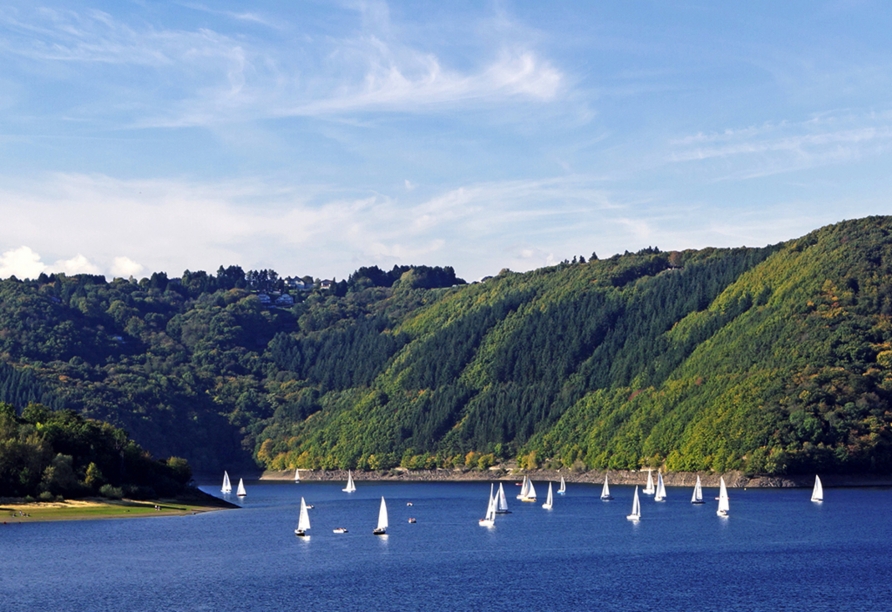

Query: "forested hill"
left=2, top=217, right=892, bottom=476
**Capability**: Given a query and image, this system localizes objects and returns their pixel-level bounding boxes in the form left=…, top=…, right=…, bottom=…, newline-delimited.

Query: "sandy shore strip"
left=261, top=467, right=892, bottom=489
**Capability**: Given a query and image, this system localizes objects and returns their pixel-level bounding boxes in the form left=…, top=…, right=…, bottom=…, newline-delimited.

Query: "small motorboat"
left=332, top=527, right=348, bottom=534
left=406, top=502, right=413, bottom=506
left=408, top=517, right=416, bottom=523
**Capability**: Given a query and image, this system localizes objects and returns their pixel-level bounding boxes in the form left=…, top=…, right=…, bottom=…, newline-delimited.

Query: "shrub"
left=99, top=484, right=123, bottom=499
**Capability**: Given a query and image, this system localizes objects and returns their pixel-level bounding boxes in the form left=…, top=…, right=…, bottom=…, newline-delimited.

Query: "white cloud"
left=110, top=256, right=144, bottom=278
left=0, top=169, right=884, bottom=282
left=0, top=246, right=103, bottom=279
left=668, top=111, right=892, bottom=179
left=0, top=5, right=565, bottom=128
left=53, top=253, right=101, bottom=275
left=283, top=47, right=561, bottom=117
left=0, top=171, right=624, bottom=280
left=0, top=246, right=45, bottom=279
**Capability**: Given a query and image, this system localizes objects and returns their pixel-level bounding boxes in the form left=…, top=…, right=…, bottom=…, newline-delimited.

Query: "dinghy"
left=542, top=482, right=554, bottom=510
left=373, top=497, right=389, bottom=535
left=221, top=471, right=232, bottom=494
left=479, top=484, right=496, bottom=527
left=643, top=469, right=655, bottom=495
left=294, top=497, right=310, bottom=536
left=294, top=468, right=300, bottom=483
left=716, top=477, right=730, bottom=517
left=496, top=483, right=511, bottom=514
left=811, top=475, right=823, bottom=503
left=600, top=474, right=613, bottom=501
left=343, top=470, right=356, bottom=493
left=557, top=476, right=566, bottom=495
left=236, top=478, right=247, bottom=497
left=654, top=471, right=667, bottom=502
left=691, top=475, right=704, bottom=504
left=627, top=486, right=641, bottom=521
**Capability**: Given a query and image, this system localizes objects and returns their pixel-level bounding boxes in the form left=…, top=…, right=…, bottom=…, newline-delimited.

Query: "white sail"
left=691, top=475, right=703, bottom=504
left=557, top=476, right=566, bottom=495
left=525, top=480, right=538, bottom=501
left=343, top=470, right=356, bottom=493
left=295, top=497, right=310, bottom=534
left=600, top=474, right=612, bottom=500
left=811, top=475, right=823, bottom=502
left=654, top=472, right=667, bottom=502
left=496, top=483, right=510, bottom=513
left=716, top=477, right=730, bottom=517
left=627, top=486, right=641, bottom=521
left=221, top=471, right=232, bottom=493
left=644, top=469, right=655, bottom=495
left=294, top=468, right=300, bottom=483
left=480, top=484, right=496, bottom=526
left=542, top=482, right=554, bottom=509
left=376, top=497, right=389, bottom=532
left=517, top=475, right=530, bottom=500
left=236, top=478, right=246, bottom=497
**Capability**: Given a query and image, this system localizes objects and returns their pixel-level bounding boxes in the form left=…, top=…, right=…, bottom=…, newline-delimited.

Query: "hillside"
left=1, top=218, right=891, bottom=476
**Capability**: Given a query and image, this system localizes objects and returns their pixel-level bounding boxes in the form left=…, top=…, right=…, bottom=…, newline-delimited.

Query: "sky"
left=1, top=1, right=891, bottom=282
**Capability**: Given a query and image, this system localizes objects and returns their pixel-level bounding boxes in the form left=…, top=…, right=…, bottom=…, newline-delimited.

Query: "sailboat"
left=643, top=469, right=655, bottom=495
left=654, top=471, right=667, bottom=502
left=691, top=475, right=704, bottom=504
left=373, top=497, right=389, bottom=535
left=496, top=483, right=511, bottom=514
left=236, top=478, right=247, bottom=497
left=523, top=479, right=538, bottom=502
left=343, top=470, right=356, bottom=493
left=479, top=484, right=496, bottom=527
left=627, top=486, right=641, bottom=521
left=600, top=474, right=613, bottom=501
left=294, top=468, right=300, bottom=483
left=811, top=475, right=823, bottom=503
left=557, top=476, right=567, bottom=495
left=516, top=475, right=530, bottom=500
left=542, top=482, right=554, bottom=510
left=221, top=471, right=232, bottom=494
left=294, top=497, right=311, bottom=536
left=517, top=475, right=537, bottom=502
left=716, top=477, right=730, bottom=517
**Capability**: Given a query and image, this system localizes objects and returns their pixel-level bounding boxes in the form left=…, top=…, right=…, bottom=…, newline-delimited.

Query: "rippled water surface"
left=3, top=481, right=892, bottom=611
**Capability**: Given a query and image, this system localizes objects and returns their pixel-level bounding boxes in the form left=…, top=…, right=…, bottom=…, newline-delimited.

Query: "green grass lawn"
left=1, top=498, right=226, bottom=522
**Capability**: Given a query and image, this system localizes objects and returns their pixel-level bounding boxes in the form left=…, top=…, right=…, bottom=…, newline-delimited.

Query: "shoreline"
left=260, top=468, right=892, bottom=489
left=0, top=489, right=237, bottom=523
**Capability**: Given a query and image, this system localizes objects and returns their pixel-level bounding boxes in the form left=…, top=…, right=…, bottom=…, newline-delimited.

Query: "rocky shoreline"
left=261, top=468, right=892, bottom=488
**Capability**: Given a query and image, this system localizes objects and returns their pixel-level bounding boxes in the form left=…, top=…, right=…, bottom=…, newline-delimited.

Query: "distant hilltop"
left=1, top=216, right=891, bottom=479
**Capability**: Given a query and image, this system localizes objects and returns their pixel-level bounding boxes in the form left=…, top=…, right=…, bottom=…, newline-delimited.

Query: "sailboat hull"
left=373, top=528, right=387, bottom=535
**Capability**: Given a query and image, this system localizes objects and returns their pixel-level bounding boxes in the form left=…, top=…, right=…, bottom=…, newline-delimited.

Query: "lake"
left=3, top=480, right=892, bottom=611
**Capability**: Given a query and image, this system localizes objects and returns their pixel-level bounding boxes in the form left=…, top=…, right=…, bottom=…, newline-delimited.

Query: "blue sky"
left=1, top=1, right=891, bottom=281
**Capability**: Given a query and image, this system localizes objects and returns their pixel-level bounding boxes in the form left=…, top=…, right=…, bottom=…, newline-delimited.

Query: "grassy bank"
left=1, top=489, right=237, bottom=523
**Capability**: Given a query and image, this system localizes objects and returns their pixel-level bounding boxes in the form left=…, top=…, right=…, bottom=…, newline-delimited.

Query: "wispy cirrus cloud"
left=282, top=47, right=562, bottom=117
left=0, top=4, right=564, bottom=128
left=669, top=110, right=892, bottom=179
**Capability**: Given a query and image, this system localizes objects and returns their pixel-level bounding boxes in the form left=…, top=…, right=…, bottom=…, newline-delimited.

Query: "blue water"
left=3, top=481, right=891, bottom=611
